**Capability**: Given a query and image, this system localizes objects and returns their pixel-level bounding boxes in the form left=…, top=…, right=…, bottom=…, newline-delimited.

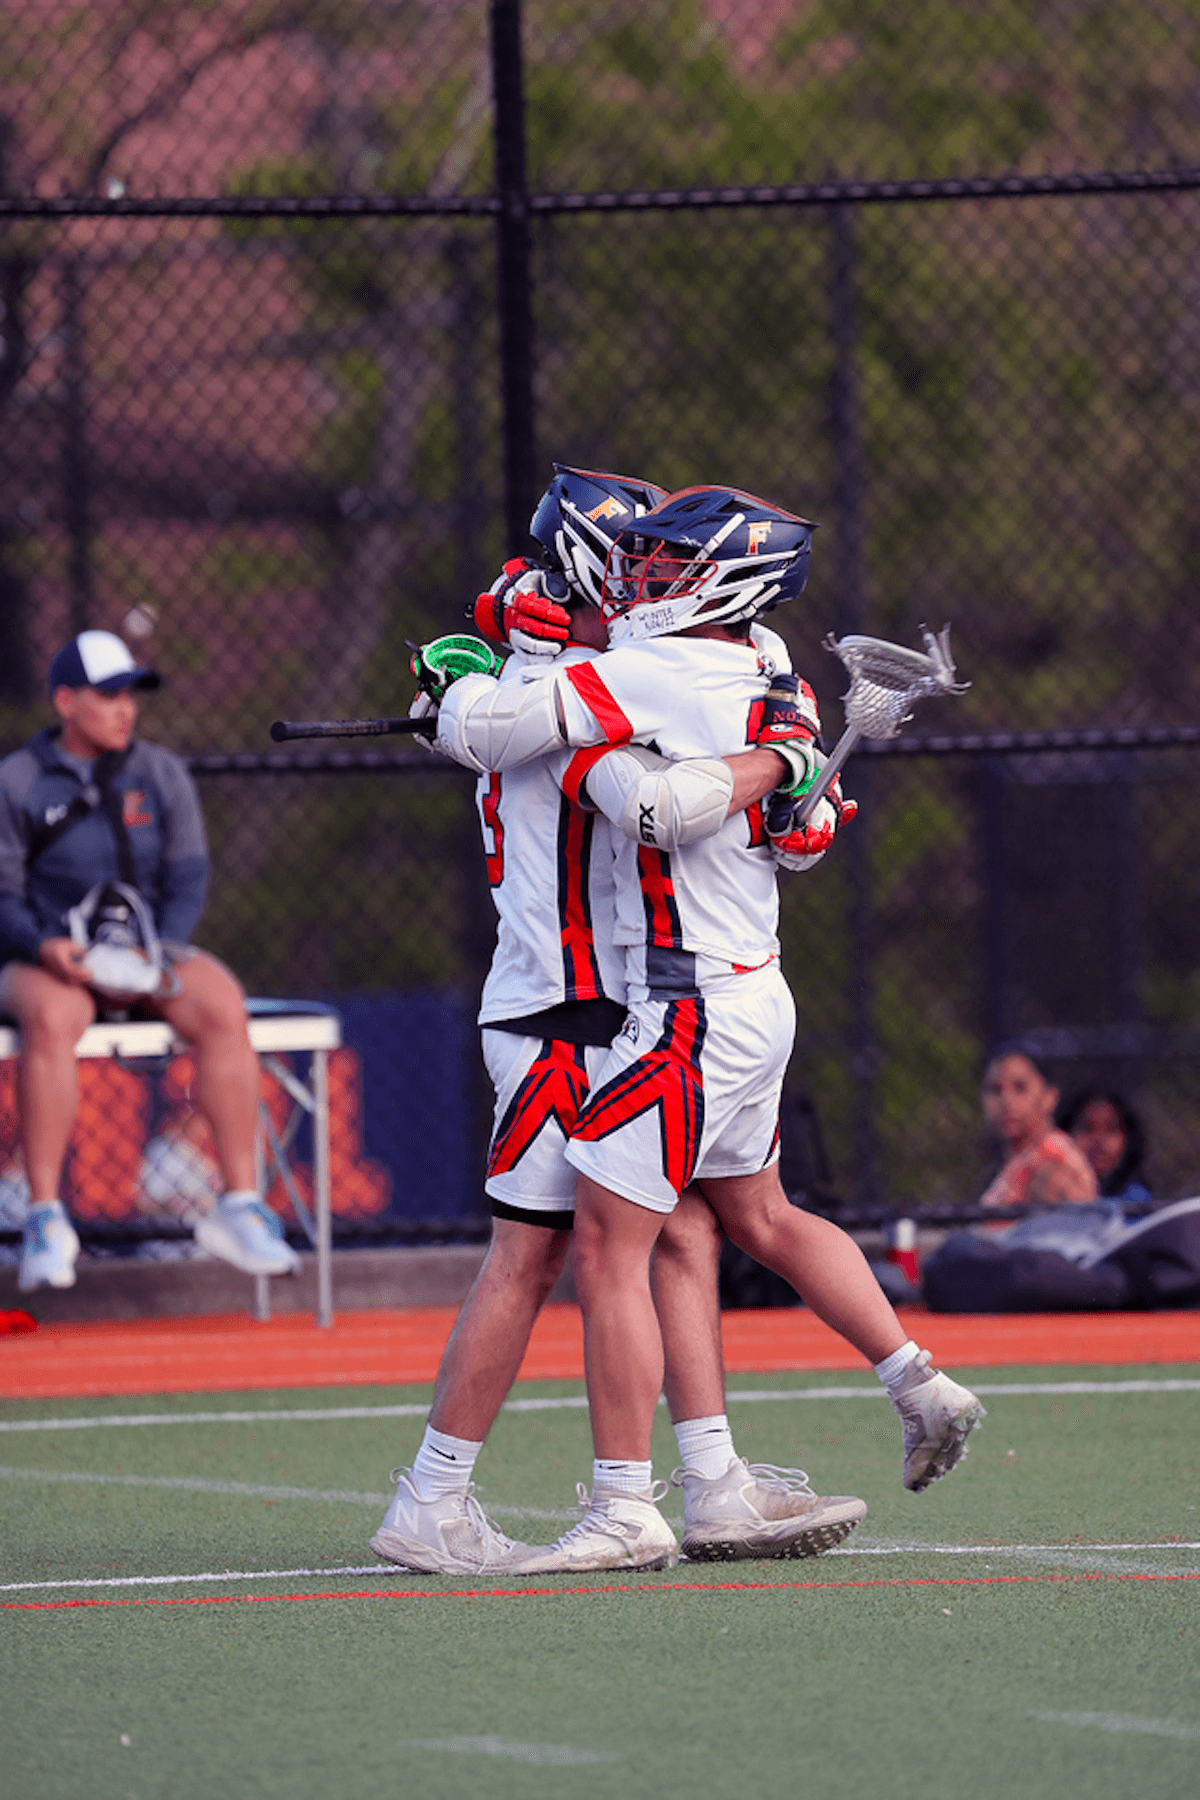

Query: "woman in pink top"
left=978, top=1048, right=1097, bottom=1212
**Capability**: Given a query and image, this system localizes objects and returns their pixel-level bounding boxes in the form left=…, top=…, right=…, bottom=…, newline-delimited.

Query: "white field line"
left=3, top=1377, right=1199, bottom=1435
left=405, top=1737, right=620, bottom=1765
left=3, top=1539, right=1198, bottom=1595
left=1029, top=1711, right=1200, bottom=1742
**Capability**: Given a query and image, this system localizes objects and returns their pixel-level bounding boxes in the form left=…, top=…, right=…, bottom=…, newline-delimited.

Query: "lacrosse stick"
left=270, top=716, right=435, bottom=741
left=793, top=624, right=969, bottom=825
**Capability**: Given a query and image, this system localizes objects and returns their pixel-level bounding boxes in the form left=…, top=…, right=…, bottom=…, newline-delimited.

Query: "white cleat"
left=17, top=1201, right=80, bottom=1292
left=891, top=1349, right=987, bottom=1491
left=194, top=1196, right=300, bottom=1276
left=509, top=1482, right=679, bottom=1575
left=674, top=1458, right=866, bottom=1562
left=370, top=1469, right=532, bottom=1574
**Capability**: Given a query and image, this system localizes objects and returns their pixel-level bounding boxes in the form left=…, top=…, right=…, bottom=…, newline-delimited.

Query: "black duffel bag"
left=923, top=1196, right=1200, bottom=1313
left=922, top=1230, right=1131, bottom=1313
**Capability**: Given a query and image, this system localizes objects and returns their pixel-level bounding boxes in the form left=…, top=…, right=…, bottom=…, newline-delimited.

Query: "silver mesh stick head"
left=824, top=623, right=969, bottom=741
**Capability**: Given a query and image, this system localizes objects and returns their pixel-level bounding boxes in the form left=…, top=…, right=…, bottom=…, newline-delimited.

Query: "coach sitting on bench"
left=0, top=629, right=298, bottom=1292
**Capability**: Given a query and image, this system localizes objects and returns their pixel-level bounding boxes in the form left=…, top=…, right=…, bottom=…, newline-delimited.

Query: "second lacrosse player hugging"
left=370, top=470, right=984, bottom=1578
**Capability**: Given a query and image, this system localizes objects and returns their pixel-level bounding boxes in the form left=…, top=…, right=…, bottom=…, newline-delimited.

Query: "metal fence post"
left=829, top=201, right=880, bottom=1207
left=61, top=253, right=92, bottom=635
left=490, top=0, right=537, bottom=555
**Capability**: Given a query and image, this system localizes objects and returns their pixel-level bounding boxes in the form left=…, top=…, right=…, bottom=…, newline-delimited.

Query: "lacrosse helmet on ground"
left=529, top=464, right=669, bottom=608
left=601, top=485, right=816, bottom=644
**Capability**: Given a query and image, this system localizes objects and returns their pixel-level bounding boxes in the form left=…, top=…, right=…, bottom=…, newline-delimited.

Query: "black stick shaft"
left=269, top=716, right=436, bottom=742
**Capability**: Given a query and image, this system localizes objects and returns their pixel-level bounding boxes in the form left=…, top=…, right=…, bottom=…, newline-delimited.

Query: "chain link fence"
left=2, top=2, right=1200, bottom=1246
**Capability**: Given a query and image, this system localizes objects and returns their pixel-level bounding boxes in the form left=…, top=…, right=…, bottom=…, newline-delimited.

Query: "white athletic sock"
left=674, top=1414, right=737, bottom=1481
left=593, top=1458, right=653, bottom=1498
left=874, top=1340, right=923, bottom=1393
left=411, top=1427, right=483, bottom=1501
left=217, top=1188, right=260, bottom=1212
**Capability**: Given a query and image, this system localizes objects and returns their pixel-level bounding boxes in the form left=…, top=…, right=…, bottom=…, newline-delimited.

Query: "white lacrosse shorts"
left=481, top=1028, right=612, bottom=1216
left=564, top=962, right=795, bottom=1214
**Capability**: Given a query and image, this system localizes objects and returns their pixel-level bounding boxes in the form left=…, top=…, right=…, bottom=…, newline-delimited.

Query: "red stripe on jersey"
left=561, top=744, right=612, bottom=810
left=638, top=845, right=684, bottom=949
left=557, top=799, right=604, bottom=1001
left=745, top=798, right=768, bottom=848
left=571, top=999, right=707, bottom=1193
left=564, top=662, right=635, bottom=746
left=488, top=1039, right=591, bottom=1178
left=480, top=773, right=505, bottom=886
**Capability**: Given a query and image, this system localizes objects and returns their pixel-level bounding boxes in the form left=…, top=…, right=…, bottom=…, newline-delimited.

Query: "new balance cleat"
left=674, top=1458, right=866, bottom=1561
left=370, top=1469, right=533, bottom=1574
left=194, top=1196, right=300, bottom=1276
left=510, top=1483, right=678, bottom=1575
left=891, top=1349, right=986, bottom=1491
left=18, top=1201, right=80, bottom=1292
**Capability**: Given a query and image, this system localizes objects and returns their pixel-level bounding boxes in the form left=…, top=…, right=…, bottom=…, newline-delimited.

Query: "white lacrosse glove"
left=768, top=781, right=858, bottom=872
left=473, top=558, right=572, bottom=659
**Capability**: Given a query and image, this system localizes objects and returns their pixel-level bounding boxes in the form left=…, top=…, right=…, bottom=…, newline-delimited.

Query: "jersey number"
left=481, top=774, right=505, bottom=886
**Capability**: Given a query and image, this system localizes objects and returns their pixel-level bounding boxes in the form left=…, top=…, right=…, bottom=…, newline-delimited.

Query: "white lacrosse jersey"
left=555, top=625, right=802, bottom=988
left=476, top=647, right=626, bottom=1026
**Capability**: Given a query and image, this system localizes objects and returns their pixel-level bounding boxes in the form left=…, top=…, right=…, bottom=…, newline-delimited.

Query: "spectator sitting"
left=0, top=629, right=298, bottom=1292
left=977, top=1045, right=1097, bottom=1213
left=1057, top=1087, right=1155, bottom=1215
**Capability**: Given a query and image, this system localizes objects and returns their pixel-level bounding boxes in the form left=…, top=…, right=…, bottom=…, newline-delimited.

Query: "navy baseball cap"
left=48, top=630, right=161, bottom=695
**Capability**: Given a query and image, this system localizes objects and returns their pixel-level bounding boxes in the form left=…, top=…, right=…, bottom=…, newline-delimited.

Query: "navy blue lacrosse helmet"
left=602, top=485, right=816, bottom=642
left=529, top=464, right=669, bottom=607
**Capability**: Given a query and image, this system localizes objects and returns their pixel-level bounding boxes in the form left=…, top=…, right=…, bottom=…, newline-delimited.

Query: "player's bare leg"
left=573, top=1173, right=666, bottom=1461
left=652, top=1180, right=867, bottom=1562
left=371, top=1217, right=568, bottom=1575
left=702, top=1167, right=986, bottom=1491
left=652, top=1185, right=727, bottom=1423
left=429, top=1217, right=571, bottom=1441
left=702, top=1167, right=906, bottom=1364
left=154, top=952, right=298, bottom=1276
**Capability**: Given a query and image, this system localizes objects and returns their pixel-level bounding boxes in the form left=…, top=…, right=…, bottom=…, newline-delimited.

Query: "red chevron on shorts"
left=571, top=998, right=707, bottom=1193
left=487, top=1039, right=592, bottom=1178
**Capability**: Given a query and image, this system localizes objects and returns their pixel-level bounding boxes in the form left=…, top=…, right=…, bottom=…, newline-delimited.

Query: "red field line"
left=6, top=1569, right=1197, bottom=1613
left=1, top=1303, right=1197, bottom=1400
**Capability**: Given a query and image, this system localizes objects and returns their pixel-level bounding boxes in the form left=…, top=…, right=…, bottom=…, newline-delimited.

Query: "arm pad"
left=583, top=745, right=735, bottom=850
left=435, top=670, right=570, bottom=773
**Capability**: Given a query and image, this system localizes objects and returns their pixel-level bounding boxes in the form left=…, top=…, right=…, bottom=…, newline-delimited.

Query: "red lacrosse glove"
left=473, top=559, right=572, bottom=657
left=769, top=781, right=858, bottom=870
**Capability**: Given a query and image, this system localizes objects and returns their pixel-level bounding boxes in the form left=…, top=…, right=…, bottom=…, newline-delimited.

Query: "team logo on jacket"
left=122, top=790, right=152, bottom=828
left=618, top=1015, right=640, bottom=1045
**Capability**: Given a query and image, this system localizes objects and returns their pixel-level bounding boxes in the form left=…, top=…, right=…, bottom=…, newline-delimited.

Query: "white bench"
left=0, top=999, right=342, bottom=1328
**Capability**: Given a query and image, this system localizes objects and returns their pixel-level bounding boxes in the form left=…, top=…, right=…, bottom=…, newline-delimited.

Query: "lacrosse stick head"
left=824, top=623, right=969, bottom=740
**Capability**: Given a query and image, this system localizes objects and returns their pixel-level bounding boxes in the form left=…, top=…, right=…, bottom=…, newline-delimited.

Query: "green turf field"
left=3, top=1365, right=1197, bottom=1799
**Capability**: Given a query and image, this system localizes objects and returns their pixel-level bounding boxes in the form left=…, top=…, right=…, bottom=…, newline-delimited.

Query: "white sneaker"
left=509, top=1482, right=679, bottom=1575
left=674, top=1458, right=867, bottom=1561
left=18, top=1201, right=80, bottom=1292
left=194, top=1196, right=300, bottom=1276
left=891, top=1349, right=987, bottom=1491
left=370, top=1469, right=532, bottom=1574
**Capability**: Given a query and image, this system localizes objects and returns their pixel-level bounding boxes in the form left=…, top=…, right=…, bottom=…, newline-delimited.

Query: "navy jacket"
left=0, top=728, right=209, bottom=965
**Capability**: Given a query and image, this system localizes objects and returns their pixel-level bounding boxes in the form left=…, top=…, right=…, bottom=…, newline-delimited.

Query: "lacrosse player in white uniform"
left=426, top=484, right=985, bottom=1573
left=372, top=468, right=863, bottom=1575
